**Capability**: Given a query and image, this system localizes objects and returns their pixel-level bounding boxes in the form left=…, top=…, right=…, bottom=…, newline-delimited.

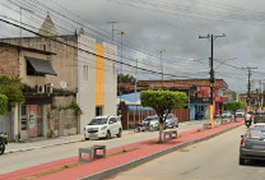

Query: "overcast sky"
left=1, top=0, right=265, bottom=93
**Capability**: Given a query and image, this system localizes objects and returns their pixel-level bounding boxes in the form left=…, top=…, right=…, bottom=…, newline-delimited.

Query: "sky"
left=1, top=0, right=265, bottom=93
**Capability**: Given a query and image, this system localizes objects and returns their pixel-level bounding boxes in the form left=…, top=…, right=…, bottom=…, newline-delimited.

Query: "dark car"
left=252, top=113, right=265, bottom=124
left=0, top=132, right=8, bottom=155
left=195, top=112, right=204, bottom=120
left=239, top=127, right=265, bottom=165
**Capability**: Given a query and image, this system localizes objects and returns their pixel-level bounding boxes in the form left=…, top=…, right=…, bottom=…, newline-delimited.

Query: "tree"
left=0, top=94, right=8, bottom=115
left=226, top=101, right=244, bottom=121
left=140, top=89, right=187, bottom=143
left=0, top=75, right=25, bottom=108
left=118, top=73, right=136, bottom=83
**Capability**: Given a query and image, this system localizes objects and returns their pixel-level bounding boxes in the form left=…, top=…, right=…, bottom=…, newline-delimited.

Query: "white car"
left=221, top=110, right=232, bottom=118
left=84, top=115, right=123, bottom=140
left=236, top=110, right=245, bottom=117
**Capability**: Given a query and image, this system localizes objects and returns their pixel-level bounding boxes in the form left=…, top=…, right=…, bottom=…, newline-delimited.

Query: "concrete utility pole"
left=117, top=30, right=125, bottom=115
left=199, top=33, right=225, bottom=128
left=107, top=21, right=117, bottom=42
left=242, top=66, right=257, bottom=112
left=259, top=80, right=262, bottom=111
left=134, top=59, right=138, bottom=125
left=159, top=49, right=166, bottom=88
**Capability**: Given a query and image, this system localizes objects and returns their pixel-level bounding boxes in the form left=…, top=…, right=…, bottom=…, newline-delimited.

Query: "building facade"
left=0, top=15, right=117, bottom=140
left=119, top=79, right=229, bottom=120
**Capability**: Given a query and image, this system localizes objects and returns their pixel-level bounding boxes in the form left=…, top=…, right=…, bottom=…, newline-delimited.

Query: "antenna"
left=59, top=81, right=69, bottom=90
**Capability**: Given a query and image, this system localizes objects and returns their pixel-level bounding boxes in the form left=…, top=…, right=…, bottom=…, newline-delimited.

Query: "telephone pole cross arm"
left=198, top=33, right=225, bottom=128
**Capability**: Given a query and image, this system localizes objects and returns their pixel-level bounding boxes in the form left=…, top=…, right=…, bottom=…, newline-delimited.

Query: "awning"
left=26, top=57, right=57, bottom=76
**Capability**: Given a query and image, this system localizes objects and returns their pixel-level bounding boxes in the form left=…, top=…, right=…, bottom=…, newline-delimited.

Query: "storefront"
left=20, top=97, right=51, bottom=140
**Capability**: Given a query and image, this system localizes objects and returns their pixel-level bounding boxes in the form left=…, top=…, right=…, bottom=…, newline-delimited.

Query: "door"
left=21, top=105, right=28, bottom=140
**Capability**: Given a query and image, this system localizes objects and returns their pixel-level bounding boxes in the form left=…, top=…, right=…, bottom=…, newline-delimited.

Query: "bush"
left=0, top=94, right=8, bottom=115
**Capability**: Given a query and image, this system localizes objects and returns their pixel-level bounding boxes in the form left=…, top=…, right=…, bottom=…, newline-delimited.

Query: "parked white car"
left=221, top=110, right=232, bottom=118
left=235, top=110, right=245, bottom=117
left=84, top=115, right=123, bottom=140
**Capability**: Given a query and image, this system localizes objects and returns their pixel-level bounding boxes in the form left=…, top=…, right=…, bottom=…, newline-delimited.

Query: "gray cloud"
left=2, top=0, right=265, bottom=93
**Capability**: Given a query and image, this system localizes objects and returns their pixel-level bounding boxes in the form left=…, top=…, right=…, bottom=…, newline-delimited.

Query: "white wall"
left=103, top=42, right=117, bottom=116
left=77, top=34, right=96, bottom=134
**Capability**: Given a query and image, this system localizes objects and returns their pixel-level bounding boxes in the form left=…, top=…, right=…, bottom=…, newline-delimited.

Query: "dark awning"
left=26, top=57, right=57, bottom=76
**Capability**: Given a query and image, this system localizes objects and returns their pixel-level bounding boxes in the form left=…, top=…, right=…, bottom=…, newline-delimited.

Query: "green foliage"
left=118, top=74, right=136, bottom=83
left=65, top=102, right=83, bottom=116
left=0, top=75, right=25, bottom=107
left=140, top=89, right=187, bottom=113
left=140, top=89, right=187, bottom=143
left=0, top=94, right=8, bottom=115
left=226, top=101, right=244, bottom=111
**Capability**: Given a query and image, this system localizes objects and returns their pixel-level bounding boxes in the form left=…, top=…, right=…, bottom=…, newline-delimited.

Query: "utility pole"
left=134, top=59, right=138, bottom=125
left=159, top=49, right=166, bottom=88
left=259, top=80, right=262, bottom=111
left=242, top=67, right=257, bottom=112
left=199, top=33, right=225, bottom=128
left=117, top=31, right=125, bottom=116
left=107, top=21, right=117, bottom=42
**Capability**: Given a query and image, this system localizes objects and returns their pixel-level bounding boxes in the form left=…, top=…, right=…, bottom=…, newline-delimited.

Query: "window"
left=110, top=117, right=117, bottom=123
left=27, top=60, right=44, bottom=76
left=83, top=64, right=88, bottom=80
left=26, top=57, right=57, bottom=76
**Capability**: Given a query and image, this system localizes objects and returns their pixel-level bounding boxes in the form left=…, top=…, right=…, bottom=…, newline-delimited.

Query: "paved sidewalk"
left=0, top=119, right=243, bottom=180
left=5, top=130, right=135, bottom=154
left=5, top=119, right=213, bottom=154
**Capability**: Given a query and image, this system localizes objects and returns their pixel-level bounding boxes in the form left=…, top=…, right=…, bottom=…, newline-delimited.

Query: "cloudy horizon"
left=1, top=0, right=265, bottom=93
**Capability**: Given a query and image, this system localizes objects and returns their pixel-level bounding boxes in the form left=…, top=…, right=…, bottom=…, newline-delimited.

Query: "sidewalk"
left=5, top=130, right=134, bottom=154
left=5, top=119, right=211, bottom=154
left=0, top=119, right=243, bottom=180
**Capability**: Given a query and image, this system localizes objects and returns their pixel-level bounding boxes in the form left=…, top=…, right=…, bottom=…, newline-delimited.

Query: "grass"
left=107, top=147, right=139, bottom=157
left=19, top=162, right=85, bottom=180
left=18, top=147, right=139, bottom=180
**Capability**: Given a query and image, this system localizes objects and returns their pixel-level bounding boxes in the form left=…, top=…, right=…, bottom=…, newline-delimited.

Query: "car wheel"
left=239, top=157, right=245, bottom=165
left=84, top=137, right=90, bottom=141
left=106, top=131, right=111, bottom=139
left=175, top=123, right=179, bottom=128
left=117, top=128, right=122, bottom=138
left=0, top=140, right=5, bottom=155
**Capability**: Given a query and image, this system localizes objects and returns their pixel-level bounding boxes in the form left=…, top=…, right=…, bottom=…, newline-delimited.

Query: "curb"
left=5, top=139, right=83, bottom=154
left=79, top=123, right=243, bottom=180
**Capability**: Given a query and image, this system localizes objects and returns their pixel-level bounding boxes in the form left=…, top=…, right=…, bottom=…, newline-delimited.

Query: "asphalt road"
left=106, top=125, right=265, bottom=180
left=0, top=120, right=209, bottom=175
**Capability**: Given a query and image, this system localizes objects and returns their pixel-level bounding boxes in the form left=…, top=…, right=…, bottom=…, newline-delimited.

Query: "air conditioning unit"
left=45, top=84, right=53, bottom=94
left=36, top=85, right=45, bottom=94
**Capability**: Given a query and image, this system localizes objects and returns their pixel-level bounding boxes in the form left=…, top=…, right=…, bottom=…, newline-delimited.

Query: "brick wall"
left=0, top=47, right=19, bottom=76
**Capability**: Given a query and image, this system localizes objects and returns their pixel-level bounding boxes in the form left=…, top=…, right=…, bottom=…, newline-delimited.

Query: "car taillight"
left=240, top=138, right=245, bottom=147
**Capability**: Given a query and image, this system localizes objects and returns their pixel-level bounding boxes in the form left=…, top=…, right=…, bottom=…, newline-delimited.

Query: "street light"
left=214, top=57, right=237, bottom=70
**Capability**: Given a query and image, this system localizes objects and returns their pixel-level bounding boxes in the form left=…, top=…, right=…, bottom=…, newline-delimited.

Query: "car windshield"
left=254, top=124, right=265, bottom=129
left=255, top=113, right=265, bottom=120
left=88, top=118, right=108, bottom=125
left=245, top=129, right=265, bottom=139
left=144, top=116, right=158, bottom=122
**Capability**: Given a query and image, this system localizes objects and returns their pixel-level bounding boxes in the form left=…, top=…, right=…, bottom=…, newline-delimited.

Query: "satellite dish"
left=59, top=81, right=68, bottom=90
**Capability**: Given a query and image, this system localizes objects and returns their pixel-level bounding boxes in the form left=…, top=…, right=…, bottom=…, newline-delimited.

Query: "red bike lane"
left=0, top=119, right=243, bottom=180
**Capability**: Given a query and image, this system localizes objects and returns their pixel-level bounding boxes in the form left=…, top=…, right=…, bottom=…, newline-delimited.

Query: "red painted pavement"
left=0, top=120, right=243, bottom=180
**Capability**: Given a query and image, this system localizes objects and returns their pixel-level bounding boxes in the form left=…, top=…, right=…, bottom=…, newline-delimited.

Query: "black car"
left=252, top=113, right=265, bottom=124
left=0, top=132, right=8, bottom=155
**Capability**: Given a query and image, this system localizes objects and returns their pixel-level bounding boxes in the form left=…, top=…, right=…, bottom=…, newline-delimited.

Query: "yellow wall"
left=95, top=44, right=105, bottom=106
